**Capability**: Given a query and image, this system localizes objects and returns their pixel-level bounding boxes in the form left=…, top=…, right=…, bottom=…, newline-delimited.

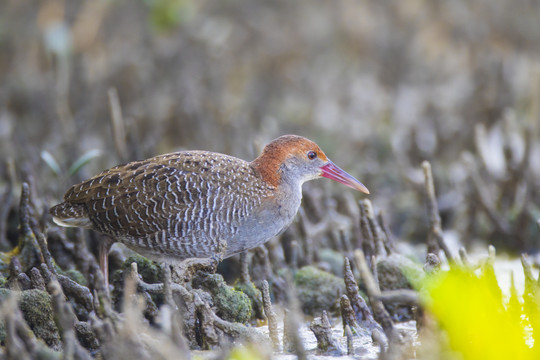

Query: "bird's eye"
left=307, top=151, right=317, bottom=160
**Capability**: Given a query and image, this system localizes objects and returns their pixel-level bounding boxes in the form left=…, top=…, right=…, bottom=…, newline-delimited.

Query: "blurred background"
left=1, top=0, right=539, bottom=253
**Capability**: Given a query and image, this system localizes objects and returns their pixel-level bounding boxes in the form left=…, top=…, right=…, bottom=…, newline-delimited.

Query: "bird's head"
left=252, top=135, right=369, bottom=194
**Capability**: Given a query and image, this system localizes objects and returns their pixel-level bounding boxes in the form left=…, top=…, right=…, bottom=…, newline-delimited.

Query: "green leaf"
left=68, top=149, right=102, bottom=176
left=41, top=150, right=61, bottom=176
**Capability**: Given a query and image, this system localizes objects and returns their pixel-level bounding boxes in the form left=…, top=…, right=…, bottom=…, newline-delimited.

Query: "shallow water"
left=262, top=248, right=532, bottom=359
left=255, top=311, right=417, bottom=359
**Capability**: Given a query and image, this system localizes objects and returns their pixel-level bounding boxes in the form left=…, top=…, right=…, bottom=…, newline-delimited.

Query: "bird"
left=49, top=135, right=369, bottom=284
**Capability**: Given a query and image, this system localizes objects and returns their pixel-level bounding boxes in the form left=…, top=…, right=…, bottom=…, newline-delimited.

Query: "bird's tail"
left=49, top=202, right=93, bottom=228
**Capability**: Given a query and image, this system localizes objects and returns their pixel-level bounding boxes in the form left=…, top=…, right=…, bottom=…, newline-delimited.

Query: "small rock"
left=195, top=273, right=252, bottom=324
left=318, top=249, right=345, bottom=277
left=234, top=280, right=264, bottom=320
left=294, top=266, right=345, bottom=315
left=376, top=254, right=424, bottom=291
left=376, top=254, right=424, bottom=321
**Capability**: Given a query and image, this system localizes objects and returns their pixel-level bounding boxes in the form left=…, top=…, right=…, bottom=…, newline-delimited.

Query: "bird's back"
left=50, top=151, right=277, bottom=261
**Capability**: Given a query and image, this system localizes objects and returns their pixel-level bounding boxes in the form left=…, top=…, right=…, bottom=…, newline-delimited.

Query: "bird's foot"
left=171, top=240, right=227, bottom=282
left=207, top=252, right=224, bottom=273
left=201, top=239, right=227, bottom=273
left=172, top=256, right=221, bottom=283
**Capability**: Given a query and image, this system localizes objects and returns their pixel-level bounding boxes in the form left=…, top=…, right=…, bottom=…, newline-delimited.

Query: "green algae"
left=234, top=280, right=264, bottom=320
left=200, top=273, right=252, bottom=324
left=0, top=288, right=61, bottom=350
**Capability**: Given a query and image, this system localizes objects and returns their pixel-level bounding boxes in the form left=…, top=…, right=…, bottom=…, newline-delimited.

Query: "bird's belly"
left=119, top=219, right=286, bottom=262
left=119, top=194, right=301, bottom=261
left=120, top=230, right=226, bottom=262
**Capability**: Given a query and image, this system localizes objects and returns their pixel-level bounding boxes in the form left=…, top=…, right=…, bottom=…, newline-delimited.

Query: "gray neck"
left=275, top=171, right=304, bottom=219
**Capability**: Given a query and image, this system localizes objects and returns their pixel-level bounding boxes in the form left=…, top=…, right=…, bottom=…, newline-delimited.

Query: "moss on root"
left=59, top=268, right=87, bottom=287
left=0, top=288, right=61, bottom=350
left=234, top=280, right=264, bottom=320
left=122, top=254, right=163, bottom=283
left=199, top=273, right=252, bottom=324
left=112, top=254, right=164, bottom=312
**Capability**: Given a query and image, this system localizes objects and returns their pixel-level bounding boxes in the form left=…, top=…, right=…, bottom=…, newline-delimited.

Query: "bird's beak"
left=320, top=161, right=370, bottom=194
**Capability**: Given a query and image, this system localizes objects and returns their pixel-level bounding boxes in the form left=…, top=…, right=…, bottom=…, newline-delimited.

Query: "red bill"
left=320, top=161, right=370, bottom=194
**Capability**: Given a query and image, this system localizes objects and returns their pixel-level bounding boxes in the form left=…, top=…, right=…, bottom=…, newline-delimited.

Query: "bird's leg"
left=99, top=238, right=113, bottom=289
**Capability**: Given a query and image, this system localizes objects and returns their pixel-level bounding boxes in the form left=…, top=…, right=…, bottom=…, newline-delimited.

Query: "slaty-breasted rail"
left=50, top=135, right=369, bottom=282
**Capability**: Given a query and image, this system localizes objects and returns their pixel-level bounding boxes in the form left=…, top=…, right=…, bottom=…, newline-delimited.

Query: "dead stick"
left=282, top=272, right=307, bottom=359
left=0, top=157, right=15, bottom=249
left=422, top=161, right=455, bottom=262
left=345, top=325, right=354, bottom=355
left=262, top=280, right=280, bottom=351
left=377, top=290, right=419, bottom=306
left=354, top=250, right=394, bottom=336
left=240, top=251, right=250, bottom=283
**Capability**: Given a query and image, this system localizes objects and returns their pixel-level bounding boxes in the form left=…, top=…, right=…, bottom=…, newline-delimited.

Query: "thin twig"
left=343, top=257, right=377, bottom=328
left=29, top=215, right=57, bottom=276
left=358, top=201, right=375, bottom=266
left=282, top=272, right=307, bottom=360
left=459, top=247, right=473, bottom=268
left=354, top=250, right=394, bottom=336
left=345, top=325, right=354, bottom=356
left=521, top=254, right=536, bottom=297
left=377, top=290, right=419, bottom=306
left=377, top=211, right=397, bottom=254
left=422, top=161, right=455, bottom=262
left=0, top=157, right=15, bottom=250
left=363, top=199, right=386, bottom=257
left=240, top=251, right=250, bottom=283
left=262, top=280, right=280, bottom=351
left=463, top=153, right=512, bottom=236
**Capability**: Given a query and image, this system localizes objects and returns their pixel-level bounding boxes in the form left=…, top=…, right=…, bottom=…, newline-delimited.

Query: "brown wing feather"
left=63, top=158, right=178, bottom=236
left=55, top=151, right=274, bottom=241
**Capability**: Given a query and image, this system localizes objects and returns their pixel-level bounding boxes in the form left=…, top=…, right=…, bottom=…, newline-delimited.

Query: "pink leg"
left=99, top=240, right=112, bottom=290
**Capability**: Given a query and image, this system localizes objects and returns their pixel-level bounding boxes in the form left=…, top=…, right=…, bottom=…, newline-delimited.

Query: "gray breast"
left=223, top=181, right=303, bottom=257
